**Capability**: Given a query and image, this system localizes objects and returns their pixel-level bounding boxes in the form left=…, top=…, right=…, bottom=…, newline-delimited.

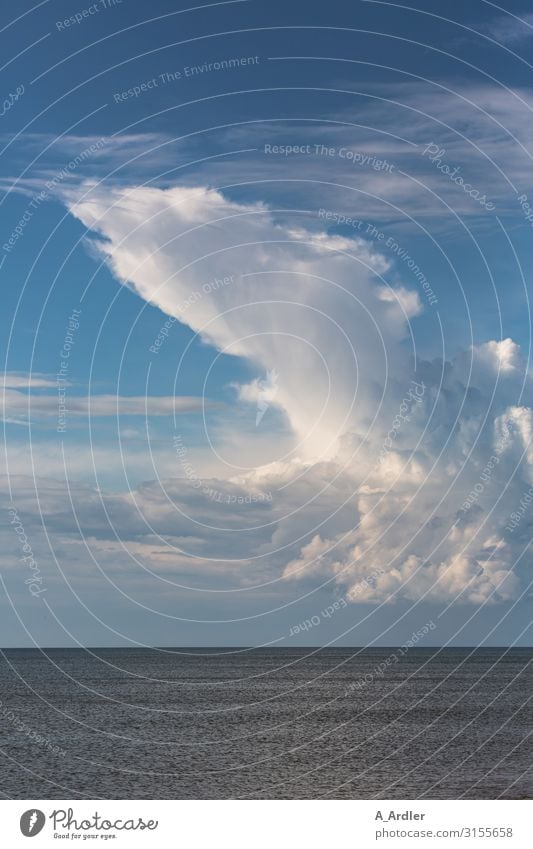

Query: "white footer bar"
left=1, top=799, right=531, bottom=848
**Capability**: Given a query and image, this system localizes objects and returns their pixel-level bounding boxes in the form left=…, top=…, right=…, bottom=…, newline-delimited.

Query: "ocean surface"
left=0, top=647, right=531, bottom=799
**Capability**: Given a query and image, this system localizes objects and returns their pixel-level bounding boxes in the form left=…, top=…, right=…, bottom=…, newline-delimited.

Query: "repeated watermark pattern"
left=349, top=567, right=386, bottom=598
left=3, top=139, right=107, bottom=253
left=460, top=418, right=515, bottom=514
left=288, top=570, right=385, bottom=637
left=505, top=485, right=533, bottom=533
left=149, top=276, right=235, bottom=354
left=366, top=223, right=438, bottom=306
left=173, top=434, right=272, bottom=504
left=517, top=193, right=533, bottom=229
left=289, top=598, right=348, bottom=637
left=264, top=143, right=395, bottom=172
left=318, top=208, right=365, bottom=231
left=460, top=455, right=500, bottom=515
left=0, top=84, right=24, bottom=118
left=379, top=380, right=425, bottom=462
left=7, top=506, right=46, bottom=597
left=57, top=309, right=82, bottom=434
left=0, top=700, right=66, bottom=757
left=114, top=57, right=260, bottom=102
left=56, top=0, right=123, bottom=31
left=1, top=0, right=532, bottom=807
left=422, top=144, right=495, bottom=211
left=318, top=211, right=438, bottom=306
left=345, top=620, right=436, bottom=694
left=149, top=316, right=177, bottom=355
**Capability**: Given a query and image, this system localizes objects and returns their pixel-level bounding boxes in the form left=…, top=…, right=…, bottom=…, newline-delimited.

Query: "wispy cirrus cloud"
left=1, top=372, right=66, bottom=389
left=480, top=11, right=533, bottom=44
left=2, top=381, right=212, bottom=422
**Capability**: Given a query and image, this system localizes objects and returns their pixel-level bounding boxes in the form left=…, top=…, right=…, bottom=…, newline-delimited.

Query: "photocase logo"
left=256, top=369, right=279, bottom=426
left=20, top=809, right=46, bottom=837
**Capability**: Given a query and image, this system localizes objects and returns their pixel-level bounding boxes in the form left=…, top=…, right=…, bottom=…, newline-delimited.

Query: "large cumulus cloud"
left=47, top=181, right=533, bottom=607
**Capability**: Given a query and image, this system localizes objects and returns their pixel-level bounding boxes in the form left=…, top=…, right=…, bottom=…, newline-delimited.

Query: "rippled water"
left=0, top=648, right=530, bottom=799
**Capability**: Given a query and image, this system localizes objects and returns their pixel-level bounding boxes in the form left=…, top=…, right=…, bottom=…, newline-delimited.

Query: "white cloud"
left=474, top=338, right=521, bottom=374
left=64, top=182, right=420, bottom=459
left=480, top=12, right=533, bottom=44
left=2, top=386, right=209, bottom=421
left=1, top=372, right=64, bottom=389
left=39, top=180, right=533, bottom=607
left=377, top=285, right=422, bottom=318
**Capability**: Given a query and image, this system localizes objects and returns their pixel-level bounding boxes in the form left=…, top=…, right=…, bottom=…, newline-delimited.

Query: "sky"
left=1, top=0, right=533, bottom=647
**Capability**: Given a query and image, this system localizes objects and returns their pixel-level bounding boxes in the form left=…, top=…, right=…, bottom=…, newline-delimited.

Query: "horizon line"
left=1, top=644, right=531, bottom=651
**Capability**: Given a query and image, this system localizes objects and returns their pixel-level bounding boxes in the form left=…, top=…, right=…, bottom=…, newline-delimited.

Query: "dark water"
left=0, top=648, right=531, bottom=799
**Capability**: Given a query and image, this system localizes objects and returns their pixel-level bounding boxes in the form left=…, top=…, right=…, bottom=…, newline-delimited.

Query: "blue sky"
left=1, top=0, right=533, bottom=646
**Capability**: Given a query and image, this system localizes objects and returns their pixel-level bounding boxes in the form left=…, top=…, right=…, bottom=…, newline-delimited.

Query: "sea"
left=0, top=647, right=531, bottom=799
